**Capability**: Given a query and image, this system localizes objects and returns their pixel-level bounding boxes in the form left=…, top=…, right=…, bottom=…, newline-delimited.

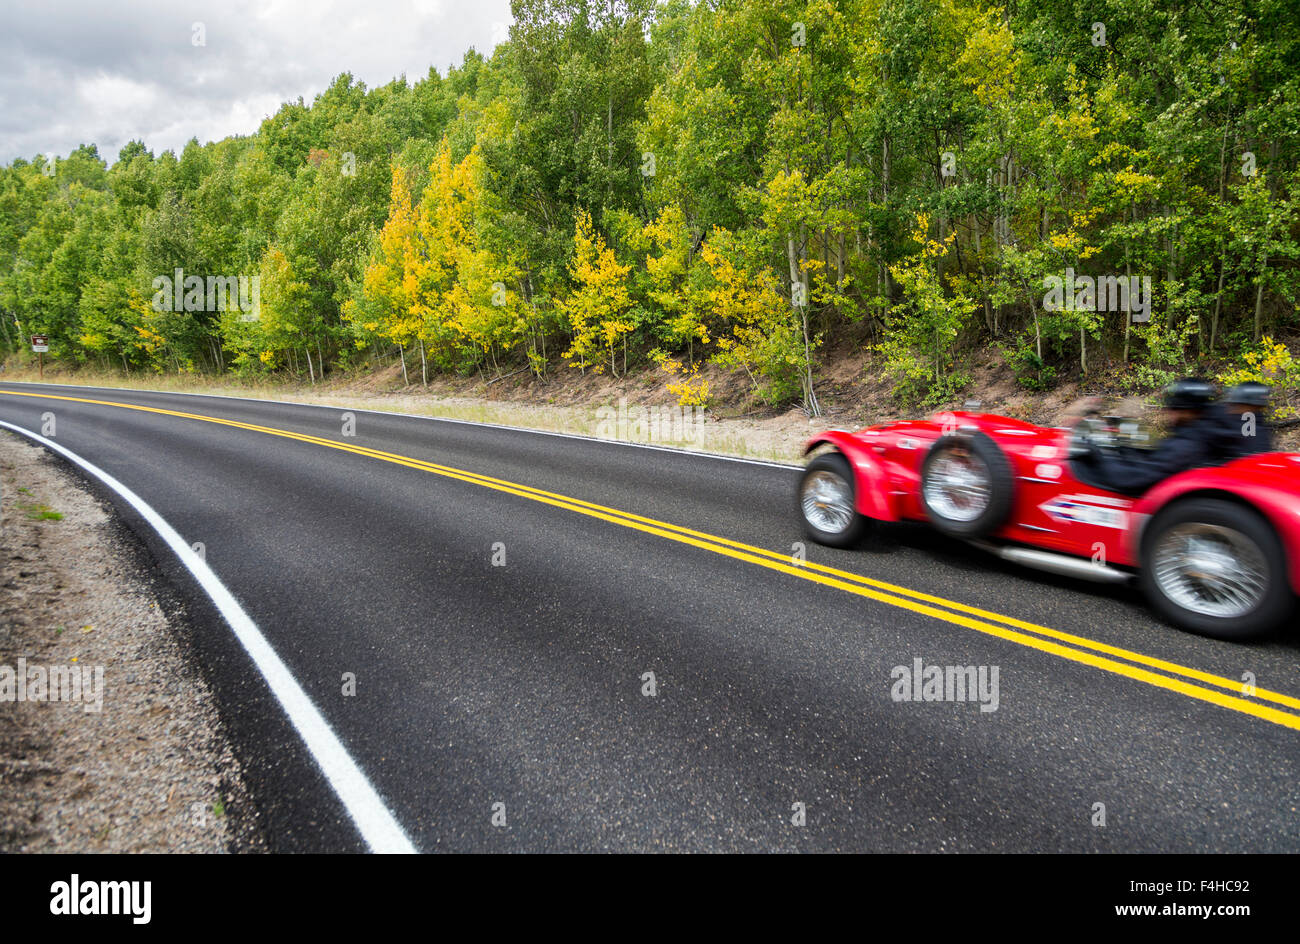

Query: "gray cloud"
left=0, top=0, right=513, bottom=165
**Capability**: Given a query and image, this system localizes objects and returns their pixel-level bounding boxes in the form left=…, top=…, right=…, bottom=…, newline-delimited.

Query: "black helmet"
left=1225, top=381, right=1271, bottom=408
left=1161, top=377, right=1216, bottom=411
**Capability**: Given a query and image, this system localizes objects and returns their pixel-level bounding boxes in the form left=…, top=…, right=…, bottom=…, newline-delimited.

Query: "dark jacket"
left=1085, top=416, right=1219, bottom=496
left=1208, top=403, right=1273, bottom=458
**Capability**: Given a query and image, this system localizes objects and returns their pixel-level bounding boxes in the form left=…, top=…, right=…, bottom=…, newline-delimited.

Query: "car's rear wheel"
left=798, top=452, right=869, bottom=548
left=1140, top=498, right=1293, bottom=639
left=920, top=432, right=1014, bottom=538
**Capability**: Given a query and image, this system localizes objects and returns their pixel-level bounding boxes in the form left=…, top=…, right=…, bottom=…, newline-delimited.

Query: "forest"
left=1, top=0, right=1297, bottom=414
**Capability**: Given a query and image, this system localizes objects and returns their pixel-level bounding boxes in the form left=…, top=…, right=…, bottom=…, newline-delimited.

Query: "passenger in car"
left=1211, top=381, right=1274, bottom=458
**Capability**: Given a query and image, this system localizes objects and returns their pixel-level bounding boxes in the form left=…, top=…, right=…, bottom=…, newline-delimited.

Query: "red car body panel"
left=806, top=411, right=1300, bottom=593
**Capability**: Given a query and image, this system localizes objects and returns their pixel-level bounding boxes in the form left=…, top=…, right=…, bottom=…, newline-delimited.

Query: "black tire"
left=1139, top=498, right=1293, bottom=640
left=798, top=452, right=870, bottom=548
left=920, top=432, right=1014, bottom=538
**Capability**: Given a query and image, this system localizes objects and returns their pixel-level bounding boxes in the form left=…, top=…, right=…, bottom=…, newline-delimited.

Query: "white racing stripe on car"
left=0, top=419, right=418, bottom=854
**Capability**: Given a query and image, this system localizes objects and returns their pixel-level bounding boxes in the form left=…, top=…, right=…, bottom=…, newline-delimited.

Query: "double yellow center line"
left=5, top=387, right=1300, bottom=731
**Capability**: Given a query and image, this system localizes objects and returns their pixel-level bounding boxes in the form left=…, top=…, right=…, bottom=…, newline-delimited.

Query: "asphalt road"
left=2, top=381, right=1298, bottom=853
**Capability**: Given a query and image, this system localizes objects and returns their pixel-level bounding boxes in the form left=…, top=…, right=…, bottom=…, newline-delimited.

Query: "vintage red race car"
left=798, top=410, right=1300, bottom=639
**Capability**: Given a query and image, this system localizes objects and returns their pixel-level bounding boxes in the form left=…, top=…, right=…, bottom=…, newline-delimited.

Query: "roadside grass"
left=18, top=501, right=62, bottom=520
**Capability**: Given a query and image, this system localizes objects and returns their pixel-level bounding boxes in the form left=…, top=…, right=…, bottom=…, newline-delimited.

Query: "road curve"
left=1, top=381, right=1298, bottom=853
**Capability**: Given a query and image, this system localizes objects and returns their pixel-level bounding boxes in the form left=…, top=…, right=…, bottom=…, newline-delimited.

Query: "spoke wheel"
left=801, top=469, right=855, bottom=534
left=1140, top=498, right=1293, bottom=639
left=922, top=449, right=991, bottom=522
left=1151, top=523, right=1268, bottom=619
left=797, top=452, right=869, bottom=548
left=919, top=432, right=1014, bottom=539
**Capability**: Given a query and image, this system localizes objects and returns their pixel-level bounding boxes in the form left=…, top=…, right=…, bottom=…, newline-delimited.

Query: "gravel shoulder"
left=0, top=431, right=262, bottom=853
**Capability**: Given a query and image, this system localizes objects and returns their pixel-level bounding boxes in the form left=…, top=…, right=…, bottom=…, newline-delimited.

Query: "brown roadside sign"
left=31, top=335, right=48, bottom=352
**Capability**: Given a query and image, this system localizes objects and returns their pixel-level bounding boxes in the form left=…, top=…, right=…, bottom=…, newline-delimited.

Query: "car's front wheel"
left=798, top=452, right=869, bottom=548
left=1140, top=498, right=1293, bottom=639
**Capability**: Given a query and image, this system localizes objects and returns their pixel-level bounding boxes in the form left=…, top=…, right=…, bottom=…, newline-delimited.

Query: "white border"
left=0, top=419, right=417, bottom=854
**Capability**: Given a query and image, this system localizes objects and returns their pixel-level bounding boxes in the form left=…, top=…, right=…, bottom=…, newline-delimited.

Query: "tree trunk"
left=1254, top=140, right=1282, bottom=342
left=1165, top=206, right=1177, bottom=328
left=1209, top=122, right=1230, bottom=353
left=1123, top=204, right=1133, bottom=363
left=1254, top=266, right=1267, bottom=342
left=1211, top=260, right=1226, bottom=350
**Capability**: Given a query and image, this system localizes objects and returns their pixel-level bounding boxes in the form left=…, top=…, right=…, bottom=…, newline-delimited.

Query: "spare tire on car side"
left=920, top=431, right=1015, bottom=539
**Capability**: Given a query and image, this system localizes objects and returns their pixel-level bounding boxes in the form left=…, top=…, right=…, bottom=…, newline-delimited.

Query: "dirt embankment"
left=0, top=433, right=260, bottom=853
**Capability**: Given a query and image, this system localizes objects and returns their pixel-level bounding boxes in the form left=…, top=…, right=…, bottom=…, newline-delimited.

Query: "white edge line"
left=1, top=380, right=804, bottom=469
left=0, top=419, right=417, bottom=855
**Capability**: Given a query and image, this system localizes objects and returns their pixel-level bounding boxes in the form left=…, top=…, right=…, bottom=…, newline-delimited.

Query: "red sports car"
left=798, top=410, right=1300, bottom=639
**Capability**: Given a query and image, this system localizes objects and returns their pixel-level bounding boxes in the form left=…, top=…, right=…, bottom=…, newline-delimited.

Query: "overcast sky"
left=0, top=0, right=515, bottom=166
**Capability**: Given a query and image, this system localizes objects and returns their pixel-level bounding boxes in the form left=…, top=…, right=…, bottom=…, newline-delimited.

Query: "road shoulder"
left=0, top=431, right=263, bottom=852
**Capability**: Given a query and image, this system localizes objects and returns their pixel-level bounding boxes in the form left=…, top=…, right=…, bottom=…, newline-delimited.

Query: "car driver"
left=1076, top=378, right=1221, bottom=496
